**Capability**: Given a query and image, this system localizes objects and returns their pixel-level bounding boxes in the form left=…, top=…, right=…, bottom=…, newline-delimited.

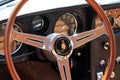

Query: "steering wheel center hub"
left=48, top=33, right=73, bottom=58
left=54, top=37, right=72, bottom=56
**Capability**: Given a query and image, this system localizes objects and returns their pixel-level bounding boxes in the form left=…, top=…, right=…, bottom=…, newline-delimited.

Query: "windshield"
left=0, top=0, right=14, bottom=6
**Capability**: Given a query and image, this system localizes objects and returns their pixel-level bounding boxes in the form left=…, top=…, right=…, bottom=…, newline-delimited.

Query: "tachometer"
left=54, top=13, right=78, bottom=36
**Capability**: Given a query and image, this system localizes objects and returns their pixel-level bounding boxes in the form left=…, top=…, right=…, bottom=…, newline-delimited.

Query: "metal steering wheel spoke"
left=70, top=27, right=106, bottom=49
left=11, top=28, right=50, bottom=51
left=57, top=58, right=71, bottom=80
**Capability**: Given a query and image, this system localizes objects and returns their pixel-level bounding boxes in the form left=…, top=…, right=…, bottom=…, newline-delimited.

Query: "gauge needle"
left=55, top=20, right=68, bottom=33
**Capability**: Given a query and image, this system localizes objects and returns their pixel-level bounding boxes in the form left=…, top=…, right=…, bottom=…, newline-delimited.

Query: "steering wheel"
left=4, top=0, right=116, bottom=80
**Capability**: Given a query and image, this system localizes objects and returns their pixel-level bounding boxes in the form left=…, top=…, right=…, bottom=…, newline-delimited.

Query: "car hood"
left=0, top=0, right=120, bottom=21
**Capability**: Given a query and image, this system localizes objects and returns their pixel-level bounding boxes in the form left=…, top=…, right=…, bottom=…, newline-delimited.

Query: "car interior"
left=0, top=0, right=120, bottom=80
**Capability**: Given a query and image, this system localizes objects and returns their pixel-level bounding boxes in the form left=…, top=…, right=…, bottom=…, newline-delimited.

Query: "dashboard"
left=0, top=0, right=120, bottom=80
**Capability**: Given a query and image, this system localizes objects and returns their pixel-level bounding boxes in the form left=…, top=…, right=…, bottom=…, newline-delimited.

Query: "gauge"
left=54, top=13, right=78, bottom=36
left=0, top=23, right=23, bottom=55
left=115, top=15, right=120, bottom=26
left=32, top=16, right=44, bottom=31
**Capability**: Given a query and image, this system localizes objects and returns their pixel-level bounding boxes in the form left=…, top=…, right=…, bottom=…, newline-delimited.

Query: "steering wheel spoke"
left=57, top=58, right=71, bottom=80
left=71, top=27, right=106, bottom=49
left=11, top=28, right=50, bottom=51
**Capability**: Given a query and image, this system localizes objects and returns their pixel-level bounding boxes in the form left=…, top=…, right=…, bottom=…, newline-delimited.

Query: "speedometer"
left=0, top=22, right=23, bottom=55
left=54, top=13, right=78, bottom=36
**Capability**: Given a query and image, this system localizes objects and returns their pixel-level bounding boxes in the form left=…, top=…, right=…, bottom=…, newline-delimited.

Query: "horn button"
left=54, top=37, right=72, bottom=56
left=47, top=33, right=73, bottom=58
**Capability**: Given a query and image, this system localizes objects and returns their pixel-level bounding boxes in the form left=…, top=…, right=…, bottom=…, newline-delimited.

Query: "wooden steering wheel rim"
left=4, top=0, right=28, bottom=80
left=4, top=0, right=116, bottom=80
left=87, top=0, right=116, bottom=80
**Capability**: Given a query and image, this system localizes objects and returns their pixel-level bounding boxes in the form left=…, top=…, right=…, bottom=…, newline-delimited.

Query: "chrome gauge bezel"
left=31, top=15, right=49, bottom=33
left=0, top=22, right=23, bottom=56
left=54, top=13, right=78, bottom=36
left=32, top=16, right=44, bottom=31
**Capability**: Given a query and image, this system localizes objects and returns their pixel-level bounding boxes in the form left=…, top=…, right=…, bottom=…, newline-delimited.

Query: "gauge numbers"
left=54, top=13, right=78, bottom=36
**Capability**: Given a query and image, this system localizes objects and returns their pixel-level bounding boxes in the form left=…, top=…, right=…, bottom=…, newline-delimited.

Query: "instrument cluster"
left=0, top=8, right=86, bottom=62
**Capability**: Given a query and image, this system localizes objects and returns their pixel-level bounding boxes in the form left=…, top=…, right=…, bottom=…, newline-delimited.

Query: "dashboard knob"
left=100, top=60, right=106, bottom=69
left=97, top=72, right=103, bottom=80
left=111, top=71, right=115, bottom=78
left=116, top=56, right=120, bottom=64
left=104, top=42, right=109, bottom=50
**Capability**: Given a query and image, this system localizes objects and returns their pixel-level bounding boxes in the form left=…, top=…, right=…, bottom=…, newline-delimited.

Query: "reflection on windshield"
left=0, top=0, right=13, bottom=6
